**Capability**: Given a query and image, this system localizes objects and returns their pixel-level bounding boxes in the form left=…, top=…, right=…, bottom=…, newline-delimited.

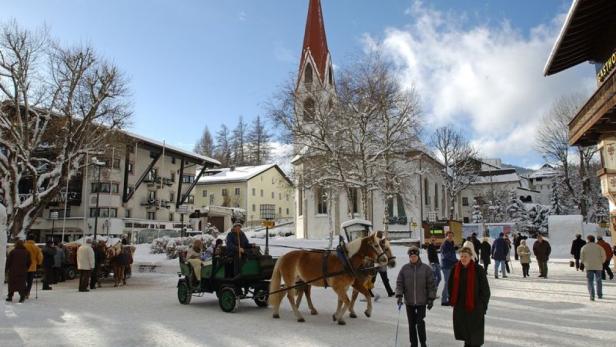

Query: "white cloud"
left=365, top=2, right=596, bottom=163
left=269, top=141, right=294, bottom=174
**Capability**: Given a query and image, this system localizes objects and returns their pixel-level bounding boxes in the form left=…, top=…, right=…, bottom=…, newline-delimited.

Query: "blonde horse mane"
left=346, top=233, right=376, bottom=258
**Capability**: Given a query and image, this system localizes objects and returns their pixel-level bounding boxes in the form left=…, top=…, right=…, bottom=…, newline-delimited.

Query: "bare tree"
left=247, top=115, right=272, bottom=165
left=431, top=126, right=479, bottom=220
left=231, top=116, right=248, bottom=166
left=193, top=126, right=214, bottom=157
left=535, top=94, right=598, bottom=221
left=0, top=22, right=131, bottom=239
left=214, top=124, right=232, bottom=167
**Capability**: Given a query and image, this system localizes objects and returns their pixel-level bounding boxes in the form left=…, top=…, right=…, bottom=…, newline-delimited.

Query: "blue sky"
left=2, top=0, right=592, bottom=169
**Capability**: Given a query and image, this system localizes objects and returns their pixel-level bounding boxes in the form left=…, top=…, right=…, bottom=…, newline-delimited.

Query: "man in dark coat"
left=90, top=241, right=107, bottom=289
left=513, top=233, right=521, bottom=260
left=470, top=233, right=482, bottom=262
left=533, top=234, right=551, bottom=278
left=479, top=237, right=491, bottom=274
left=396, top=246, right=436, bottom=347
left=41, top=240, right=56, bottom=290
left=427, top=237, right=442, bottom=293
left=225, top=222, right=253, bottom=277
left=491, top=233, right=508, bottom=279
left=6, top=240, right=31, bottom=303
left=449, top=246, right=490, bottom=347
left=570, top=234, right=586, bottom=271
left=440, top=231, right=458, bottom=306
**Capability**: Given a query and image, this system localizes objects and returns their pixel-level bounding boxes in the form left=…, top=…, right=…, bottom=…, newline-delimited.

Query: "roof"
left=299, top=0, right=330, bottom=82
left=473, top=172, right=520, bottom=185
left=544, top=0, right=616, bottom=76
left=197, top=164, right=293, bottom=186
left=528, top=164, right=560, bottom=179
left=124, top=130, right=220, bottom=166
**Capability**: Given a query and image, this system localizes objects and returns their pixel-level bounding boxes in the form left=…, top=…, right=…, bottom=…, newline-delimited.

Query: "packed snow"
left=2, top=236, right=615, bottom=347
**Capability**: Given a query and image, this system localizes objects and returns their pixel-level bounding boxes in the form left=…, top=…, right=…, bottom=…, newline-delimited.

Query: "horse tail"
left=269, top=255, right=283, bottom=306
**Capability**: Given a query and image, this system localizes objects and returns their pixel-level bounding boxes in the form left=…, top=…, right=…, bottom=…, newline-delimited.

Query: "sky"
left=1, top=0, right=595, bottom=170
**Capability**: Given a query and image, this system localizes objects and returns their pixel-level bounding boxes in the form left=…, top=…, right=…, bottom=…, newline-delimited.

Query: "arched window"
left=303, top=98, right=315, bottom=121
left=304, top=63, right=313, bottom=85
left=328, top=65, right=333, bottom=85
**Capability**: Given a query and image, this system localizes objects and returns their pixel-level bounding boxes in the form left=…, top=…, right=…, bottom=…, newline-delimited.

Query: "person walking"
left=491, top=232, right=508, bottom=279
left=570, top=234, right=586, bottom=271
left=427, top=236, right=442, bottom=295
left=580, top=235, right=606, bottom=301
left=396, top=246, right=436, bottom=347
left=53, top=241, right=66, bottom=283
left=463, top=240, right=478, bottom=261
left=533, top=234, right=551, bottom=278
left=90, top=241, right=106, bottom=289
left=517, top=240, right=531, bottom=278
left=504, top=235, right=512, bottom=274
left=513, top=233, right=521, bottom=261
left=6, top=239, right=31, bottom=303
left=597, top=236, right=614, bottom=280
left=24, top=234, right=43, bottom=299
left=479, top=237, right=491, bottom=275
left=41, top=240, right=56, bottom=290
left=448, top=247, right=491, bottom=347
left=440, top=231, right=458, bottom=306
left=77, top=238, right=95, bottom=292
left=470, top=233, right=482, bottom=261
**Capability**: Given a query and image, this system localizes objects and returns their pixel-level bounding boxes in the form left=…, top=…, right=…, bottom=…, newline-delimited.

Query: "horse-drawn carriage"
left=177, top=246, right=276, bottom=313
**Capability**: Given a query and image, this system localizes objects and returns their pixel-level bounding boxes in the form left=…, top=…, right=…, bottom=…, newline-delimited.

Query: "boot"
left=5, top=297, right=12, bottom=302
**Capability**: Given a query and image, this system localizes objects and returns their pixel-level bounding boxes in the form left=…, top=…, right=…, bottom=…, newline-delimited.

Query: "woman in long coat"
left=449, top=247, right=491, bottom=347
left=479, top=238, right=491, bottom=275
left=6, top=240, right=31, bottom=303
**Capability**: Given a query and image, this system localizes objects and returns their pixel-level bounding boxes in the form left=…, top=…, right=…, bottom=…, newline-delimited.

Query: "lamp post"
left=50, top=211, right=59, bottom=241
left=91, top=157, right=105, bottom=241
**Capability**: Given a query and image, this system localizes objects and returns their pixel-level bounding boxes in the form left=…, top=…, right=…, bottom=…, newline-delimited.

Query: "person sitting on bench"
left=186, top=239, right=203, bottom=285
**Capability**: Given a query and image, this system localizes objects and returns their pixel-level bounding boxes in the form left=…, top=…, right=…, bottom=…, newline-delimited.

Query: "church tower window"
left=305, top=63, right=313, bottom=85
left=303, top=98, right=315, bottom=121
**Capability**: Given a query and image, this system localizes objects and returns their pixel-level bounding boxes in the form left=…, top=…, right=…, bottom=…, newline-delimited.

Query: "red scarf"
left=450, top=260, right=476, bottom=312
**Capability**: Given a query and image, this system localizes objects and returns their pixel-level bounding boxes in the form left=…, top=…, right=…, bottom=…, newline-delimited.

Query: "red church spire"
left=299, top=0, right=330, bottom=82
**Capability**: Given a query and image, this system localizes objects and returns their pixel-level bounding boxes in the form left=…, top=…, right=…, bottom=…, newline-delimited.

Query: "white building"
left=526, top=164, right=560, bottom=205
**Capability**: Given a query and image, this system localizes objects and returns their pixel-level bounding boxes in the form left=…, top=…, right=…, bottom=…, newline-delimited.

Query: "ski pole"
left=394, top=303, right=402, bottom=347
left=35, top=272, right=38, bottom=300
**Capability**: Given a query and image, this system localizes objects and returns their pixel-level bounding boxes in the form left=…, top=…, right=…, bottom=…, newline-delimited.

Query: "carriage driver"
left=225, top=222, right=255, bottom=276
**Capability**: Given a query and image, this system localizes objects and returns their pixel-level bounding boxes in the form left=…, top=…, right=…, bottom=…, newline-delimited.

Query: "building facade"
left=526, top=164, right=560, bottom=205
left=194, top=164, right=294, bottom=231
left=29, top=131, right=219, bottom=242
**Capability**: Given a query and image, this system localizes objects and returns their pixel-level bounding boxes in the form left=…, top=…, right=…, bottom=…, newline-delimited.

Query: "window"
left=235, top=188, right=240, bottom=195
left=304, top=63, right=313, bottom=85
left=303, top=98, right=315, bottom=121
left=279, top=207, right=282, bottom=215
left=127, top=186, right=135, bottom=196
left=187, top=195, right=194, bottom=204
left=111, top=183, right=119, bottom=194
left=209, top=194, right=214, bottom=205
left=286, top=194, right=289, bottom=201
left=222, top=189, right=228, bottom=196
left=148, top=191, right=156, bottom=200
left=125, top=209, right=132, bottom=218
left=271, top=192, right=275, bottom=199
left=424, top=178, right=429, bottom=205
left=328, top=65, right=333, bottom=85
left=147, top=211, right=156, bottom=220
left=182, top=175, right=194, bottom=184
left=462, top=197, right=469, bottom=206
left=252, top=204, right=256, bottom=212
left=170, top=192, right=174, bottom=202
left=128, top=162, right=134, bottom=174
left=171, top=157, right=176, bottom=164
left=49, top=209, right=70, bottom=218
left=169, top=213, right=174, bottom=222
left=89, top=208, right=117, bottom=218
left=298, top=188, right=303, bottom=216
left=463, top=217, right=469, bottom=223
left=316, top=186, right=327, bottom=214
left=170, top=172, right=175, bottom=182
left=112, top=158, right=121, bottom=169
left=202, top=190, right=208, bottom=197
left=252, top=188, right=256, bottom=196
left=349, top=188, right=359, bottom=214
left=434, top=183, right=438, bottom=209
left=260, top=189, right=263, bottom=197
left=91, top=182, right=119, bottom=194
left=286, top=208, right=289, bottom=215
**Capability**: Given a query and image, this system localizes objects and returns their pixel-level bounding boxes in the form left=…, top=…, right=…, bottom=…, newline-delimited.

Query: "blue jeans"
left=431, top=263, right=442, bottom=290
left=494, top=260, right=506, bottom=277
left=441, top=268, right=451, bottom=303
left=586, top=270, right=603, bottom=299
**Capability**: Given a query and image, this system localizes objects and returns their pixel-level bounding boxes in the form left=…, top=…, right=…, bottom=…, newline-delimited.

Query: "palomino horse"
left=106, top=244, right=135, bottom=287
left=296, top=234, right=396, bottom=318
left=269, top=233, right=388, bottom=325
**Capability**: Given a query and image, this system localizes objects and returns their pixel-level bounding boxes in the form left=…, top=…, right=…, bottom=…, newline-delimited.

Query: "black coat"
left=42, top=245, right=56, bottom=268
left=471, top=237, right=482, bottom=259
left=7, top=247, right=31, bottom=293
left=448, top=262, right=491, bottom=346
left=427, top=243, right=439, bottom=264
left=570, top=238, right=586, bottom=259
left=480, top=241, right=491, bottom=265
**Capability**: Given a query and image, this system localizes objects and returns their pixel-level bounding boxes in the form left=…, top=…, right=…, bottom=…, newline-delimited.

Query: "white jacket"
left=77, top=244, right=95, bottom=270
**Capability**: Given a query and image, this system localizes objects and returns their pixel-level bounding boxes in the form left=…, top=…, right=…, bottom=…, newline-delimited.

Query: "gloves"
left=427, top=300, right=434, bottom=310
left=396, top=296, right=403, bottom=309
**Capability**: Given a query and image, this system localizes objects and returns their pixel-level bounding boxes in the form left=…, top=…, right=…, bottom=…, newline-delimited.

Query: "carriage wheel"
left=253, top=286, right=269, bottom=308
left=177, top=279, right=192, bottom=305
left=218, top=286, right=239, bottom=313
left=65, top=266, right=77, bottom=280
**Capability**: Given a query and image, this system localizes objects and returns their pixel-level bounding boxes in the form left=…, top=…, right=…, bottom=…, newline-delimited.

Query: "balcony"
left=49, top=191, right=82, bottom=206
left=144, top=176, right=174, bottom=188
left=141, top=198, right=171, bottom=209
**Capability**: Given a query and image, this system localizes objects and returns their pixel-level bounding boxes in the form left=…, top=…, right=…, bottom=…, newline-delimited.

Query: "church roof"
left=299, top=0, right=330, bottom=82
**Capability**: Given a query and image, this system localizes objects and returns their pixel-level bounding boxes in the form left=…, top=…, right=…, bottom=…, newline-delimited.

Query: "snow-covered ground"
left=2, top=238, right=616, bottom=347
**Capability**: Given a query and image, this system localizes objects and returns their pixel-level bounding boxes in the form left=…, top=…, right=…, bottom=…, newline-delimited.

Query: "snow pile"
left=150, top=235, right=215, bottom=259
left=246, top=224, right=296, bottom=239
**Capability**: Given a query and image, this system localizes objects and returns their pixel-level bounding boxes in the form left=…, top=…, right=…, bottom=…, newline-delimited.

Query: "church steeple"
left=299, top=0, right=332, bottom=84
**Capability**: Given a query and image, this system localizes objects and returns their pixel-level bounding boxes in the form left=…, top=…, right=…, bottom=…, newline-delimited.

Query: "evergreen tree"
left=550, top=180, right=565, bottom=215
left=215, top=124, right=232, bottom=167
left=231, top=116, right=248, bottom=166
left=506, top=190, right=530, bottom=234
left=471, top=199, right=484, bottom=223
left=247, top=115, right=272, bottom=165
left=193, top=126, right=215, bottom=157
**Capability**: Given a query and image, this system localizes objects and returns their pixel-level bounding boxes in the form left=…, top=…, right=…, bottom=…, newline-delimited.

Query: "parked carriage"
left=177, top=246, right=276, bottom=313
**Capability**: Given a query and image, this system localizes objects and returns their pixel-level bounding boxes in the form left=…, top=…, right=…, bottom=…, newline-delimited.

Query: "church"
left=292, top=0, right=449, bottom=240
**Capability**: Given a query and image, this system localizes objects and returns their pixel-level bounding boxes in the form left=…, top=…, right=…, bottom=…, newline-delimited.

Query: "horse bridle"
left=370, top=240, right=389, bottom=264
left=379, top=239, right=396, bottom=263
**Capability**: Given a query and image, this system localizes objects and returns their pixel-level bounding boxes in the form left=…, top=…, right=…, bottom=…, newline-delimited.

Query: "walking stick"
left=34, top=273, right=38, bottom=300
left=394, top=304, right=402, bottom=347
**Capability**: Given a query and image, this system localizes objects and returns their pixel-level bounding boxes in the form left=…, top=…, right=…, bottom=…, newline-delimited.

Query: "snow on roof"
left=341, top=219, right=372, bottom=229
left=198, top=164, right=279, bottom=184
left=473, top=172, right=520, bottom=185
left=528, top=164, right=560, bottom=179
left=124, top=130, right=220, bottom=166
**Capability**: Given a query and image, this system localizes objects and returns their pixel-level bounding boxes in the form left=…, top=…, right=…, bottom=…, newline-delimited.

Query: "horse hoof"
left=337, top=320, right=346, bottom=326
left=310, top=310, right=318, bottom=315
left=364, top=311, right=371, bottom=318
left=349, top=312, right=357, bottom=319
left=297, top=318, right=305, bottom=323
left=332, top=314, right=337, bottom=322
left=273, top=314, right=280, bottom=319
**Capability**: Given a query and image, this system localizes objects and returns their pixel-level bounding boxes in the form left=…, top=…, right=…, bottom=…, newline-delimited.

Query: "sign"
left=262, top=220, right=275, bottom=228
left=176, top=205, right=189, bottom=214
left=597, top=51, right=616, bottom=83
left=50, top=211, right=59, bottom=220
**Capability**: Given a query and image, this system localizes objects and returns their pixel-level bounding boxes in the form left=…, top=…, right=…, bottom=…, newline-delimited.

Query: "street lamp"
left=91, top=157, right=105, bottom=241
left=50, top=211, right=59, bottom=241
